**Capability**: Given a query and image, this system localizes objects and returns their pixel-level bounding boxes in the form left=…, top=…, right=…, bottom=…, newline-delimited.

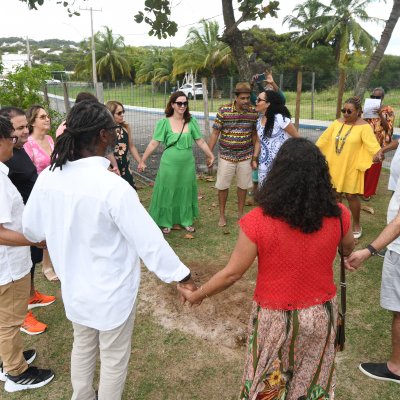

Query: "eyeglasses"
left=370, top=95, right=382, bottom=99
left=6, top=136, right=18, bottom=144
left=174, top=101, right=188, bottom=107
left=341, top=108, right=354, bottom=115
left=256, top=97, right=266, bottom=103
left=115, top=111, right=125, bottom=116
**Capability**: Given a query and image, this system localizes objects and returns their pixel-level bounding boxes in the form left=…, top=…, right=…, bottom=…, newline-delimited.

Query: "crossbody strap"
left=165, top=121, right=186, bottom=150
left=339, top=215, right=346, bottom=317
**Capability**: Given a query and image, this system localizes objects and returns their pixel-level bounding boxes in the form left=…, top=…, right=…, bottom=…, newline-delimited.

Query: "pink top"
left=23, top=135, right=55, bottom=174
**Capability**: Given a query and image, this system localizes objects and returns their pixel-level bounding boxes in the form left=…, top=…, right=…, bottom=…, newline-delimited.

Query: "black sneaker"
left=359, top=362, right=400, bottom=383
left=0, top=349, right=36, bottom=382
left=4, top=366, right=55, bottom=392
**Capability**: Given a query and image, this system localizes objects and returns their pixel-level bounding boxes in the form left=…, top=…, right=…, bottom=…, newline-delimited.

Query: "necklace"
left=335, top=123, right=354, bottom=154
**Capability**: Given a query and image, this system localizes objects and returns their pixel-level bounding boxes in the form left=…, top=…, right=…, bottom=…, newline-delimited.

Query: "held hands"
left=35, top=240, right=47, bottom=249
left=137, top=161, right=146, bottom=173
left=344, top=249, right=371, bottom=271
left=206, top=154, right=215, bottom=168
left=251, top=160, right=258, bottom=170
left=373, top=149, right=384, bottom=163
left=109, top=166, right=121, bottom=176
left=177, top=280, right=202, bottom=307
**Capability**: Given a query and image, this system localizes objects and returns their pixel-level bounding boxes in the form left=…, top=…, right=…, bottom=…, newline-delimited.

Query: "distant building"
left=1, top=53, right=29, bottom=74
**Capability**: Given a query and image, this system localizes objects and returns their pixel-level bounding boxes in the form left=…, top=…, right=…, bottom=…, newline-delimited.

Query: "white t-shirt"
left=23, top=156, right=190, bottom=331
left=389, top=140, right=400, bottom=191
left=0, top=162, right=31, bottom=285
left=387, top=173, right=400, bottom=254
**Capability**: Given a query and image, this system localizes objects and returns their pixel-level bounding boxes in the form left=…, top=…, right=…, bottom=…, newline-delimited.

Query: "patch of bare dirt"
left=138, top=261, right=254, bottom=351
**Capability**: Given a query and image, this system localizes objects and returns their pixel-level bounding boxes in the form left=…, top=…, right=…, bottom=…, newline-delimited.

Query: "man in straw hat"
left=208, top=82, right=258, bottom=227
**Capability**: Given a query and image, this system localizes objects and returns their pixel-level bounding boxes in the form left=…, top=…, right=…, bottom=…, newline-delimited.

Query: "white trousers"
left=70, top=302, right=137, bottom=400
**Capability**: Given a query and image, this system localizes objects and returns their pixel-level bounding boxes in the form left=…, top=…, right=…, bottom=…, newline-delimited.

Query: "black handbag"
left=335, top=215, right=346, bottom=352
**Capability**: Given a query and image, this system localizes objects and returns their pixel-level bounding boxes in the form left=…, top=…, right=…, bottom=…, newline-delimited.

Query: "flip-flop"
left=42, top=265, right=59, bottom=282
left=162, top=227, right=171, bottom=234
left=184, top=226, right=196, bottom=233
left=353, top=227, right=363, bottom=239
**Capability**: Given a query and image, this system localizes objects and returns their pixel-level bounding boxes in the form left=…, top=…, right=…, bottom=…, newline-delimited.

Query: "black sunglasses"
left=341, top=108, right=354, bottom=115
left=174, top=101, right=188, bottom=107
left=370, top=95, right=382, bottom=99
left=115, top=111, right=125, bottom=116
left=256, top=97, right=266, bottom=103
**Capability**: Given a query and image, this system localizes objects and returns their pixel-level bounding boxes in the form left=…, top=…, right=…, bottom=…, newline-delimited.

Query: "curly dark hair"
left=344, top=96, right=362, bottom=117
left=165, top=91, right=191, bottom=123
left=255, top=138, right=341, bottom=233
left=263, top=90, right=291, bottom=139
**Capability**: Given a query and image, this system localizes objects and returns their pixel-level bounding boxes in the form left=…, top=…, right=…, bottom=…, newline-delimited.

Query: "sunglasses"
left=6, top=136, right=18, bottom=144
left=370, top=95, right=382, bottom=99
left=256, top=97, right=266, bottom=103
left=174, top=101, right=188, bottom=107
left=341, top=108, right=354, bottom=115
left=38, top=114, right=50, bottom=120
left=115, top=111, right=125, bottom=116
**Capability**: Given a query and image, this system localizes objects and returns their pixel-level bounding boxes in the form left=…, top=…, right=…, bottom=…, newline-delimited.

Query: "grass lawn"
left=3, top=169, right=400, bottom=399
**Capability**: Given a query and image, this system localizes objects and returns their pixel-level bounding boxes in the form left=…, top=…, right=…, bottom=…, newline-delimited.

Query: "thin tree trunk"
left=220, top=0, right=251, bottom=81
left=354, top=0, right=400, bottom=98
left=336, top=69, right=346, bottom=119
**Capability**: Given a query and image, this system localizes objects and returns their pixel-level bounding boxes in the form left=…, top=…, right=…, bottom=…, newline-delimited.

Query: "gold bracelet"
left=200, top=286, right=209, bottom=298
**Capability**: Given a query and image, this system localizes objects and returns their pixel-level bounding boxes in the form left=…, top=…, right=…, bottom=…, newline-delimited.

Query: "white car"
left=178, top=83, right=204, bottom=99
left=45, top=79, right=61, bottom=85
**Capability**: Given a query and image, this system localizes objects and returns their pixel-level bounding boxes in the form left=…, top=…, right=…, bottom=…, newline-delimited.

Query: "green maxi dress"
left=149, top=117, right=202, bottom=228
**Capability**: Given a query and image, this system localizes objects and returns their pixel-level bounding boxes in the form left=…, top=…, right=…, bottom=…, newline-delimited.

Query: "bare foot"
left=218, top=217, right=227, bottom=227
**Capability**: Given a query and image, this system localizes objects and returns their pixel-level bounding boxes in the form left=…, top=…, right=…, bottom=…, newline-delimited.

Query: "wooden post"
left=62, top=82, right=71, bottom=113
left=96, top=82, right=104, bottom=104
left=152, top=82, right=155, bottom=108
left=210, top=78, right=214, bottom=112
left=43, top=84, right=49, bottom=104
left=311, top=72, right=315, bottom=120
left=230, top=77, right=233, bottom=103
left=279, top=74, right=283, bottom=91
left=164, top=81, right=167, bottom=106
left=202, top=77, right=210, bottom=140
left=295, top=71, right=302, bottom=131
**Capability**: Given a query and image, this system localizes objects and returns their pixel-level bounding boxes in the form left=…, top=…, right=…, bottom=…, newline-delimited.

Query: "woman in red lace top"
left=179, top=138, right=354, bottom=400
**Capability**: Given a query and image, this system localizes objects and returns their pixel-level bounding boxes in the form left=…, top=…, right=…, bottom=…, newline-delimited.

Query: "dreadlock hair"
left=344, top=96, right=362, bottom=117
left=50, top=100, right=114, bottom=171
left=0, top=106, right=25, bottom=120
left=263, top=90, right=291, bottom=139
left=75, top=92, right=98, bottom=104
left=0, top=116, right=14, bottom=138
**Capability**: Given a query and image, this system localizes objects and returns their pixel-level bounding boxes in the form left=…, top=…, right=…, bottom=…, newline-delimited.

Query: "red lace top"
left=239, top=203, right=350, bottom=310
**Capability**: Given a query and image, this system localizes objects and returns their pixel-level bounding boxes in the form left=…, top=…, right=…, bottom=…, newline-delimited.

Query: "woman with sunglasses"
left=105, top=101, right=142, bottom=189
left=253, top=90, right=299, bottom=186
left=24, top=105, right=58, bottom=282
left=316, top=96, right=381, bottom=239
left=138, top=91, right=214, bottom=234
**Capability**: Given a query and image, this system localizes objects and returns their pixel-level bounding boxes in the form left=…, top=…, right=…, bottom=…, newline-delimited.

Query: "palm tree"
left=287, top=0, right=379, bottom=117
left=355, top=0, right=400, bottom=97
left=136, top=48, right=175, bottom=84
left=75, top=26, right=131, bottom=82
left=96, top=27, right=131, bottom=81
left=173, top=20, right=232, bottom=88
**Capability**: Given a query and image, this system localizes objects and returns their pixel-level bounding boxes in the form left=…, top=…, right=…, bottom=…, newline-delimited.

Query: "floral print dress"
left=114, top=126, right=136, bottom=190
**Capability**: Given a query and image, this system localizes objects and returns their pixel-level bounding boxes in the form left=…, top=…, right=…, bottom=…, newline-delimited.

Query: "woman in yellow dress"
left=316, top=96, right=381, bottom=239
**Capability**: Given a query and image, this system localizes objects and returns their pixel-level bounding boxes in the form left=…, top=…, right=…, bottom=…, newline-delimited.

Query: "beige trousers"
left=0, top=273, right=30, bottom=376
left=71, top=301, right=137, bottom=400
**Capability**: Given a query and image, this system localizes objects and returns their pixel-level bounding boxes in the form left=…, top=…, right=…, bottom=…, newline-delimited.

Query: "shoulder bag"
left=164, top=121, right=186, bottom=151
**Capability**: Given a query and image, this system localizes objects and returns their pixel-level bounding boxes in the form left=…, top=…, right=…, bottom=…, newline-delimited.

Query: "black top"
left=5, top=148, right=38, bottom=204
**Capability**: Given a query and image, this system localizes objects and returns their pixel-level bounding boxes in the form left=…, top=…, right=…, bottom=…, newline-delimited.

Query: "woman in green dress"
left=138, top=91, right=214, bottom=234
left=106, top=101, right=142, bottom=190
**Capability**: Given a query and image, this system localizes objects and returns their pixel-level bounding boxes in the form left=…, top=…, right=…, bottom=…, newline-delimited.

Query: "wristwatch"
left=366, top=244, right=378, bottom=256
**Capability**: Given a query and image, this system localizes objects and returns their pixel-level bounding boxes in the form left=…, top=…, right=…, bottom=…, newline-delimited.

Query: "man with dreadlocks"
left=22, top=101, right=197, bottom=400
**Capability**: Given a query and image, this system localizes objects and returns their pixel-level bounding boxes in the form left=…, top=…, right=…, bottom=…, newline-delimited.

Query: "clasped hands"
left=177, top=280, right=203, bottom=307
left=343, top=248, right=371, bottom=272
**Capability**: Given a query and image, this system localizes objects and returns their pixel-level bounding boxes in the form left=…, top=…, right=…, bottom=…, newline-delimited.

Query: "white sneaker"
left=4, top=366, right=55, bottom=392
left=0, top=349, right=36, bottom=382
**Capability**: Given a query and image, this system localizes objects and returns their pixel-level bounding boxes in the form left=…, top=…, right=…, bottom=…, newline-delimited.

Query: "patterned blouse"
left=23, top=135, right=54, bottom=174
left=365, top=105, right=395, bottom=147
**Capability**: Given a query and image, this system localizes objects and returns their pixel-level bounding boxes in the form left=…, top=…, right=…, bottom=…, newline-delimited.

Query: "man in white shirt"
left=346, top=174, right=400, bottom=384
left=22, top=101, right=197, bottom=400
left=0, top=116, right=54, bottom=393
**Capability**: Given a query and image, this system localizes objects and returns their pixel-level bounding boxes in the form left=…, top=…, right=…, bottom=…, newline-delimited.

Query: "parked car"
left=45, top=79, right=61, bottom=85
left=177, top=83, right=204, bottom=99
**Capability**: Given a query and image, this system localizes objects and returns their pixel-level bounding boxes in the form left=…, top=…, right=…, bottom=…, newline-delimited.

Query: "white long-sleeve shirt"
left=23, top=156, right=189, bottom=330
left=0, top=162, right=31, bottom=285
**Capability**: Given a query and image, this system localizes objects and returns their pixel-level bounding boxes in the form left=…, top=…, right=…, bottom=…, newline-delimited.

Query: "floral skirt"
left=239, top=299, right=338, bottom=400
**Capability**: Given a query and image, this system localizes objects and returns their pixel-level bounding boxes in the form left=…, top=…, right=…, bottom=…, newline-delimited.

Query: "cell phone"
left=256, top=73, right=266, bottom=83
